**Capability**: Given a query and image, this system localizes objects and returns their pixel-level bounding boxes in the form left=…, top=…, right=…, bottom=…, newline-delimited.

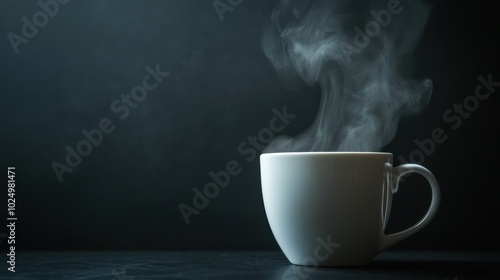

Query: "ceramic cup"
left=260, top=152, right=440, bottom=266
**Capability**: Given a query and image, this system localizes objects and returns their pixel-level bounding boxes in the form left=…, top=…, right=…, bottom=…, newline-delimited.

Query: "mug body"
left=260, top=152, right=392, bottom=266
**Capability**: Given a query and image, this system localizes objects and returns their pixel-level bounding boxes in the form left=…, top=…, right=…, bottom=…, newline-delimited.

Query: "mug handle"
left=378, top=163, right=441, bottom=252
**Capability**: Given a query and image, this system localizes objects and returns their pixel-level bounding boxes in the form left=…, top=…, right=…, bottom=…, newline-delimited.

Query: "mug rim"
left=261, top=151, right=392, bottom=157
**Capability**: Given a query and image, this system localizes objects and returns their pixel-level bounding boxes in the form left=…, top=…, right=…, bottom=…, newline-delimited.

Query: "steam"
left=262, top=0, right=433, bottom=152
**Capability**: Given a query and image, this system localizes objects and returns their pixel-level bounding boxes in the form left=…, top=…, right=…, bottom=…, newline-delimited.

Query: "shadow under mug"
left=260, top=152, right=440, bottom=267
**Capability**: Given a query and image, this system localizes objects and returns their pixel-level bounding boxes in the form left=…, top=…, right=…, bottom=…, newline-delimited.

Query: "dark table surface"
left=2, top=251, right=499, bottom=279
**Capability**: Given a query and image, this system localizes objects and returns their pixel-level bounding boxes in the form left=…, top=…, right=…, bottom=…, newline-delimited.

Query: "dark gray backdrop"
left=0, top=0, right=499, bottom=251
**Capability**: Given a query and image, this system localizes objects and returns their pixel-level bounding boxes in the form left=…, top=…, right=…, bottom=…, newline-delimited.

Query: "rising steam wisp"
left=262, top=0, right=433, bottom=152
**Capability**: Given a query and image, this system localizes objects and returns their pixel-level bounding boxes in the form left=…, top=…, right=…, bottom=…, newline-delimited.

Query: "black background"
left=0, top=0, right=499, bottom=251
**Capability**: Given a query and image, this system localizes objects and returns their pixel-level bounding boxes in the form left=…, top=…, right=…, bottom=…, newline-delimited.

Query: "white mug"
left=260, top=152, right=440, bottom=266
